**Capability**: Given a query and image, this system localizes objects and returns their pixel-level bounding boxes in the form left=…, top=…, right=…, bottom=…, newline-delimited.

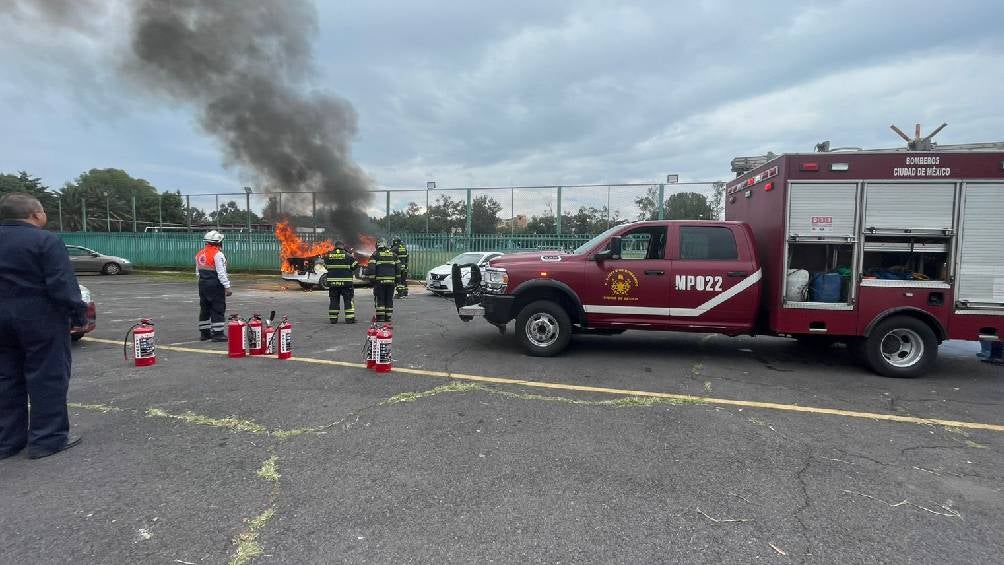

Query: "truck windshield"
left=571, top=225, right=623, bottom=255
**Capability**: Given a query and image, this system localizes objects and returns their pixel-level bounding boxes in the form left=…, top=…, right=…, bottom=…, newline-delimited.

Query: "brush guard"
left=452, top=263, right=492, bottom=322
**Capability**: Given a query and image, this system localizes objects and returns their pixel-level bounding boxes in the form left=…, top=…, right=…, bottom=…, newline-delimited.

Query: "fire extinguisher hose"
left=122, top=319, right=154, bottom=360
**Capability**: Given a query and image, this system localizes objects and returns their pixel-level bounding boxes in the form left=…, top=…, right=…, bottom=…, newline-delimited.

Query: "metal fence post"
left=158, top=194, right=163, bottom=229
left=605, top=185, right=611, bottom=229
left=132, top=194, right=137, bottom=232
left=185, top=195, right=191, bottom=231
left=57, top=196, right=63, bottom=232
left=510, top=187, right=515, bottom=237
left=311, top=192, right=317, bottom=235
left=215, top=194, right=220, bottom=229
left=465, top=188, right=472, bottom=235
left=425, top=187, right=430, bottom=233
left=556, top=186, right=562, bottom=235
left=246, top=191, right=252, bottom=232
left=385, top=191, right=391, bottom=233
left=82, top=198, right=87, bottom=232
left=657, top=183, right=665, bottom=220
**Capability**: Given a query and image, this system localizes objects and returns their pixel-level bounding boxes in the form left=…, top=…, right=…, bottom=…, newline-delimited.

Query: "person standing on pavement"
left=391, top=237, right=409, bottom=298
left=195, top=230, right=232, bottom=341
left=324, top=241, right=358, bottom=324
left=369, top=238, right=400, bottom=322
left=0, top=193, right=88, bottom=460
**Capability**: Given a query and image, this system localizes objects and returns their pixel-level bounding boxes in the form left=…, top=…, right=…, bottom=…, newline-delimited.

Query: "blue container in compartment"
left=811, top=272, right=842, bottom=303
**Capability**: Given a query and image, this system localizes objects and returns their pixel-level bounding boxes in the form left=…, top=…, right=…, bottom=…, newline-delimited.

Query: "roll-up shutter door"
left=865, top=183, right=955, bottom=232
left=788, top=183, right=857, bottom=238
left=957, top=183, right=1004, bottom=306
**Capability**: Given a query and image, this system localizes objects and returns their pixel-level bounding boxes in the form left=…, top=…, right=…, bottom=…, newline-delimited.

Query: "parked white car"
left=426, top=252, right=503, bottom=294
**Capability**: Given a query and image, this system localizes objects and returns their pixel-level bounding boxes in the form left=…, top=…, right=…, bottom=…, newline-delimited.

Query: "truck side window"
left=615, top=227, right=667, bottom=260
left=680, top=227, right=738, bottom=260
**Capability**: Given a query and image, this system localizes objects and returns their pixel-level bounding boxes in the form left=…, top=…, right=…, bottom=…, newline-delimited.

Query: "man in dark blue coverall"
left=0, top=193, right=87, bottom=460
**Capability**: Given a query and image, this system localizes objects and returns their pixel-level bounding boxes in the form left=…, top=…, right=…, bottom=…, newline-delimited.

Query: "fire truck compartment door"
left=957, top=183, right=1004, bottom=306
left=865, top=182, right=955, bottom=232
left=788, top=183, right=857, bottom=238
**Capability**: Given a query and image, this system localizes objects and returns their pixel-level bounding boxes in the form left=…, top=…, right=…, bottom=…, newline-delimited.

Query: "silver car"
left=65, top=245, right=134, bottom=275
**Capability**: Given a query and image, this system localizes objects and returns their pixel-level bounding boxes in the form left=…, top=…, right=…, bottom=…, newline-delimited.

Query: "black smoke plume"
left=129, top=0, right=371, bottom=241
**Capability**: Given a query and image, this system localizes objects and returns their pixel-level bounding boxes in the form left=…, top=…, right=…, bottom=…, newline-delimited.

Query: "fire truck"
left=454, top=140, right=1004, bottom=378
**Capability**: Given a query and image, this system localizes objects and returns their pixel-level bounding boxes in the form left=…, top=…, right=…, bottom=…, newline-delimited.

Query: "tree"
left=57, top=168, right=187, bottom=231
left=470, top=195, right=503, bottom=234
left=210, top=200, right=263, bottom=226
left=708, top=182, right=725, bottom=220
left=0, top=171, right=59, bottom=229
left=634, top=187, right=713, bottom=220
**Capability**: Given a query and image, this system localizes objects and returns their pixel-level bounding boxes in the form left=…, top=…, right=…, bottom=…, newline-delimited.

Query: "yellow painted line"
left=83, top=336, right=1004, bottom=433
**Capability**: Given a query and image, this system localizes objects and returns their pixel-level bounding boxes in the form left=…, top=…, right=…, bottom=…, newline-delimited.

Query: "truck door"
left=581, top=225, right=672, bottom=327
left=667, top=225, right=760, bottom=333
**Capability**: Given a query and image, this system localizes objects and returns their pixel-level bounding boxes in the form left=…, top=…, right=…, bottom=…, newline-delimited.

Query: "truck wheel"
left=862, top=316, right=938, bottom=378
left=516, top=300, right=572, bottom=357
left=317, top=274, right=330, bottom=290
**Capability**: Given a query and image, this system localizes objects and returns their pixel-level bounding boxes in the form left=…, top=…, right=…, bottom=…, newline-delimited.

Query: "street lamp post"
left=425, top=181, right=435, bottom=233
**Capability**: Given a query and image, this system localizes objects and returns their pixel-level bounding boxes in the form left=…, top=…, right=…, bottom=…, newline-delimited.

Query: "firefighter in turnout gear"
left=392, top=237, right=409, bottom=298
left=195, top=230, right=232, bottom=341
left=369, top=239, right=400, bottom=322
left=324, top=241, right=358, bottom=324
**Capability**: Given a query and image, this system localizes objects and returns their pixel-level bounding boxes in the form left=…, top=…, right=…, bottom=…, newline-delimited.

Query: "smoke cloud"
left=128, top=0, right=372, bottom=241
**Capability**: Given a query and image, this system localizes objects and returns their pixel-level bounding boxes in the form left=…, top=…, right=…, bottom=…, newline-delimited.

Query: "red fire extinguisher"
left=123, top=319, right=156, bottom=367
left=374, top=323, right=393, bottom=373
left=227, top=315, right=247, bottom=358
left=363, top=324, right=378, bottom=369
left=277, top=316, right=293, bottom=360
left=247, top=314, right=264, bottom=355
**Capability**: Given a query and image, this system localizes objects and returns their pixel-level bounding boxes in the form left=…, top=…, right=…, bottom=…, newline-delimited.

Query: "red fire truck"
left=455, top=146, right=1004, bottom=378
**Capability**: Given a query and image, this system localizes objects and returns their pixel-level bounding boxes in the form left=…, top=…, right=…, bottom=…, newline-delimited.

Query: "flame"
left=274, top=221, right=377, bottom=271
left=275, top=221, right=334, bottom=272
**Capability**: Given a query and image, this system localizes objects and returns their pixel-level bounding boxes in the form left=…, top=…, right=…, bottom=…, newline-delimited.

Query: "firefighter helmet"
left=376, top=238, right=387, bottom=248
left=203, top=230, right=224, bottom=243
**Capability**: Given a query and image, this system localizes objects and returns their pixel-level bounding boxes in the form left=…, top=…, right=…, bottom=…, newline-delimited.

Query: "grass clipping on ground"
left=381, top=381, right=704, bottom=408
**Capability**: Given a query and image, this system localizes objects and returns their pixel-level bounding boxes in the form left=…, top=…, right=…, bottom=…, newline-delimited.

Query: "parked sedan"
left=426, top=252, right=503, bottom=294
left=66, top=245, right=133, bottom=275
left=71, top=284, right=96, bottom=342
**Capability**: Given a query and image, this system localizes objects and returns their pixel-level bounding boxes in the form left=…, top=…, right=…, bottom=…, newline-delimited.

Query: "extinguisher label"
left=248, top=327, right=262, bottom=349
left=135, top=332, right=155, bottom=358
left=280, top=329, right=292, bottom=353
left=266, top=330, right=275, bottom=354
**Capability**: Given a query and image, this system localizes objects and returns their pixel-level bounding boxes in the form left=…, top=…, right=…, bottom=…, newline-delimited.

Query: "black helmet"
left=392, top=237, right=402, bottom=245
left=334, top=240, right=345, bottom=248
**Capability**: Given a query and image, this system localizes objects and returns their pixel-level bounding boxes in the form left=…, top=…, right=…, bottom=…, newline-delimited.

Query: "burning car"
left=275, top=221, right=374, bottom=289
left=281, top=253, right=372, bottom=289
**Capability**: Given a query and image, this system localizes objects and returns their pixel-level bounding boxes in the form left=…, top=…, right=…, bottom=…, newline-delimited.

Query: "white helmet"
left=204, top=230, right=224, bottom=243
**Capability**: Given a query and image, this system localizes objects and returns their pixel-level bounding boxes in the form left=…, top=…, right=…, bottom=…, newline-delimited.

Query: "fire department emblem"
left=604, top=269, right=639, bottom=301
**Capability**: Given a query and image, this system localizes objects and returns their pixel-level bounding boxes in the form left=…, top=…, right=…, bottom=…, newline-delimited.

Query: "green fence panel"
left=56, top=232, right=598, bottom=278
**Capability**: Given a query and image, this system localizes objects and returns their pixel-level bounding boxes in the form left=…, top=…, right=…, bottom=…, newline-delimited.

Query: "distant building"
left=500, top=214, right=528, bottom=231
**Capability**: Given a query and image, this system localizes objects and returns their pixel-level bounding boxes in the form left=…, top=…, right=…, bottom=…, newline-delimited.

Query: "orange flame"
left=274, top=221, right=377, bottom=271
left=275, top=221, right=334, bottom=272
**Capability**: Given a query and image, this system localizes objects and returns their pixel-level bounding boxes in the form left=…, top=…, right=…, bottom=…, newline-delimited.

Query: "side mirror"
left=594, top=236, right=621, bottom=261
left=91, top=253, right=100, bottom=257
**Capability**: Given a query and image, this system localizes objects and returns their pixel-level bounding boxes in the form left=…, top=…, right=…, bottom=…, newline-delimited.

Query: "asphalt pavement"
left=2, top=273, right=1002, bottom=564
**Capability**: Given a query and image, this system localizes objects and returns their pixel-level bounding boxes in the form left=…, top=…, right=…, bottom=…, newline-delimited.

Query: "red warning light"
left=800, top=162, right=819, bottom=172
left=764, top=182, right=774, bottom=192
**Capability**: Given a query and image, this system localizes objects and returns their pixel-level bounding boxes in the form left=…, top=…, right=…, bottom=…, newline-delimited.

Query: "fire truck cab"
left=456, top=148, right=1004, bottom=378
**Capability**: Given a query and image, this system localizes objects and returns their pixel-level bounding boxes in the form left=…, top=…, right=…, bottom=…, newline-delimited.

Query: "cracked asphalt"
left=2, top=273, right=1002, bottom=564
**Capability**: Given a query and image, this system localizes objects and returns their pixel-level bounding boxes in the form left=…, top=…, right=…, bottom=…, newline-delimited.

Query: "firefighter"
left=324, top=241, right=358, bottom=324
left=369, top=238, right=400, bottom=322
left=195, top=230, right=232, bottom=341
left=0, top=193, right=87, bottom=459
left=392, top=237, right=409, bottom=298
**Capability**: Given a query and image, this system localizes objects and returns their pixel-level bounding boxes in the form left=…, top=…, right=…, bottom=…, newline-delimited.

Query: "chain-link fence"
left=51, top=181, right=723, bottom=236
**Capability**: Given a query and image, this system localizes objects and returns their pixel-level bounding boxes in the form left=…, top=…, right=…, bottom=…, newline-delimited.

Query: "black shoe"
left=330, top=319, right=338, bottom=324
left=211, top=333, right=227, bottom=342
left=200, top=333, right=212, bottom=341
left=28, top=436, right=81, bottom=459
left=345, top=319, right=356, bottom=324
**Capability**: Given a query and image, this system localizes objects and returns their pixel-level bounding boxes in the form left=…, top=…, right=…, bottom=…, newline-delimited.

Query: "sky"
left=2, top=0, right=1003, bottom=220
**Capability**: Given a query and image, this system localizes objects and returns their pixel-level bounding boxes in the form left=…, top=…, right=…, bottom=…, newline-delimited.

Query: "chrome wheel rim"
left=525, top=312, right=559, bottom=348
left=880, top=328, right=924, bottom=368
left=106, top=264, right=120, bottom=274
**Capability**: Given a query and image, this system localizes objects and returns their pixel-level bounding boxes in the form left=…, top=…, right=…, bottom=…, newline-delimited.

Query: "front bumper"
left=482, top=295, right=515, bottom=325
